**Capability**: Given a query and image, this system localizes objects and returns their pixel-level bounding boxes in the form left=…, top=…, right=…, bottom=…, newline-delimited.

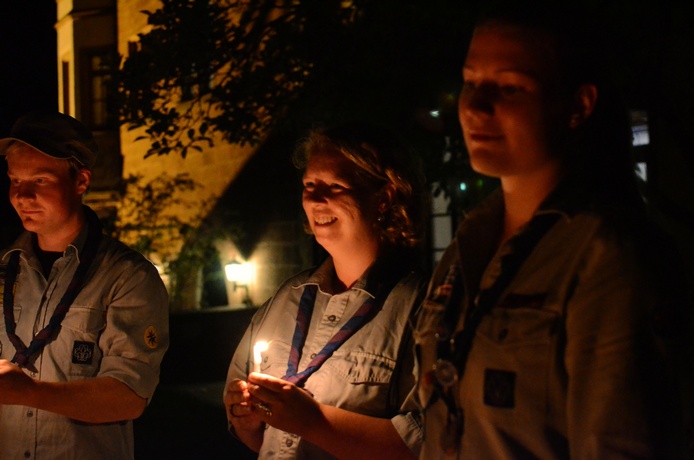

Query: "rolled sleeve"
left=97, top=256, right=169, bottom=402
left=391, top=412, right=423, bottom=456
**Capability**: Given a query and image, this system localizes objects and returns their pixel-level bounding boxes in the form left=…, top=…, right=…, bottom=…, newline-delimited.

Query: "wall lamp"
left=225, top=261, right=254, bottom=308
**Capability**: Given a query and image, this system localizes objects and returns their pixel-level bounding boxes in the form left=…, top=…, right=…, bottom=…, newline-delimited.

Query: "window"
left=81, top=47, right=117, bottom=129
left=61, top=60, right=70, bottom=115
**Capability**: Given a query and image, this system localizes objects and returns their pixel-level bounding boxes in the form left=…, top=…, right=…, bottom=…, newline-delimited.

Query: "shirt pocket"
left=470, top=300, right=560, bottom=417
left=317, top=350, right=397, bottom=416
left=58, top=305, right=107, bottom=378
left=327, top=350, right=396, bottom=384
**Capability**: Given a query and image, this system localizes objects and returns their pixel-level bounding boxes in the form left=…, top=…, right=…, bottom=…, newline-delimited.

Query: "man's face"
left=6, top=144, right=89, bottom=244
left=458, top=23, right=569, bottom=182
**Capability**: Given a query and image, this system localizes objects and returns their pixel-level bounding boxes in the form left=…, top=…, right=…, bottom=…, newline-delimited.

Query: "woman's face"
left=301, top=148, right=382, bottom=257
left=458, top=23, right=569, bottom=184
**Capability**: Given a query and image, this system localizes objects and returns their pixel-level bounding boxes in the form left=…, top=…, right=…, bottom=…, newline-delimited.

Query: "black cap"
left=0, top=111, right=98, bottom=169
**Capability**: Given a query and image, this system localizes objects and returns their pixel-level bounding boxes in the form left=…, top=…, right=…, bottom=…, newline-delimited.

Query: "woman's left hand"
left=246, top=372, right=324, bottom=437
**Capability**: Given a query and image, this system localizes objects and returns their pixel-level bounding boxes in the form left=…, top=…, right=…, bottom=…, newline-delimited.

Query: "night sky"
left=0, top=2, right=56, bottom=243
left=0, top=2, right=58, bottom=133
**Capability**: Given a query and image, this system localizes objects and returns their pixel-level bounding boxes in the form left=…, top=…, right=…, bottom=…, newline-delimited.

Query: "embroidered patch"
left=484, top=369, right=516, bottom=408
left=72, top=341, right=95, bottom=365
left=144, top=326, right=158, bottom=349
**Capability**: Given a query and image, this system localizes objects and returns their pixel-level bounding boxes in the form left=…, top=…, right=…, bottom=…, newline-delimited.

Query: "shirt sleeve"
left=565, top=234, right=679, bottom=458
left=96, top=254, right=169, bottom=402
left=391, top=411, right=423, bottom=456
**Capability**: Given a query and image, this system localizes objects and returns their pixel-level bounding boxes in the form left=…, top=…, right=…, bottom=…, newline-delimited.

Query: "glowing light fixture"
left=225, top=261, right=254, bottom=307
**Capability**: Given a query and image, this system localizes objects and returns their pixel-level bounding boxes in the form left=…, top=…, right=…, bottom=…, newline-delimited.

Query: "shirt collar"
left=292, top=253, right=409, bottom=299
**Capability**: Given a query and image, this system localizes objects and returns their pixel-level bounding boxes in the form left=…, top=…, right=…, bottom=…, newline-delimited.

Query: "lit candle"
left=253, top=341, right=269, bottom=374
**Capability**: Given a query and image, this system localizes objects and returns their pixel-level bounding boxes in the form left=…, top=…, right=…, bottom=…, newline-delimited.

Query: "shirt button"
left=24, top=451, right=31, bottom=459
left=30, top=372, right=37, bottom=378
left=310, top=353, right=317, bottom=359
left=328, top=315, right=337, bottom=322
left=285, top=438, right=294, bottom=447
left=27, top=410, right=34, bottom=418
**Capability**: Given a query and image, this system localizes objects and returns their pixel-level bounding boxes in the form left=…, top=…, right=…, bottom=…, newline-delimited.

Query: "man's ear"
left=75, top=169, right=91, bottom=195
left=568, top=83, right=598, bottom=129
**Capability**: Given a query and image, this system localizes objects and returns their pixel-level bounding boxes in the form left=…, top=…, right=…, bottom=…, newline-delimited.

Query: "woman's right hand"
left=224, top=378, right=265, bottom=449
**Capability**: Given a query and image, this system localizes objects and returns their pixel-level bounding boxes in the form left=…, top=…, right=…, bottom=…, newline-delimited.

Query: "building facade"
left=56, top=0, right=314, bottom=310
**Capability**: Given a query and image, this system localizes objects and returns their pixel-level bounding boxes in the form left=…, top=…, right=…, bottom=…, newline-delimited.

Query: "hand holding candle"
left=253, top=341, right=269, bottom=374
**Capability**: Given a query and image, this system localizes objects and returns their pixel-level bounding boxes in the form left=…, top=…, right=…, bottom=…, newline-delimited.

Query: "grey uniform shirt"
left=0, top=216, right=169, bottom=460
left=414, top=190, right=679, bottom=459
left=227, top=256, right=425, bottom=459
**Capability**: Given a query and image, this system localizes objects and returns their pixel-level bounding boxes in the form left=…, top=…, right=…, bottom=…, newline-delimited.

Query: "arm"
left=0, top=360, right=145, bottom=423
left=565, top=237, right=678, bottom=458
left=248, top=373, right=416, bottom=460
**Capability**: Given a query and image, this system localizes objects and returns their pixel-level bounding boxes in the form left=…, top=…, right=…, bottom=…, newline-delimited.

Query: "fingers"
left=228, top=402, right=254, bottom=418
left=223, top=378, right=251, bottom=406
left=247, top=372, right=285, bottom=387
left=247, top=372, right=295, bottom=400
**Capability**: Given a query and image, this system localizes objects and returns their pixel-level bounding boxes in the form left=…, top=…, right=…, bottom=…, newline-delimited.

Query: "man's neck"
left=36, top=210, right=87, bottom=252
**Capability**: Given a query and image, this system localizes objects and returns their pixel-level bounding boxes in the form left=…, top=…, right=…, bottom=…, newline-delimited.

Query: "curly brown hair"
left=293, top=122, right=426, bottom=250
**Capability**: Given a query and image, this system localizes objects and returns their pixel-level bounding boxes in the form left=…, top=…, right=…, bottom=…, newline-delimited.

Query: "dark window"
left=81, top=47, right=117, bottom=129
left=62, top=60, right=70, bottom=116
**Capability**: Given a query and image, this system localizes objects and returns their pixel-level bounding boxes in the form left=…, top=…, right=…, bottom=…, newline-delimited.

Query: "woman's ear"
left=568, top=83, right=598, bottom=128
left=378, top=183, right=396, bottom=213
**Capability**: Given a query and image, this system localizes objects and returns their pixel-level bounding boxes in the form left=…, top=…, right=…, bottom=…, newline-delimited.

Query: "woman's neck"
left=331, top=246, right=379, bottom=293
left=500, top=169, right=561, bottom=244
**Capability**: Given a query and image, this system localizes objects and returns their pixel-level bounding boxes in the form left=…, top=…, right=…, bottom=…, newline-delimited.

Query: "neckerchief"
left=282, top=281, right=389, bottom=387
left=424, top=212, right=560, bottom=455
left=3, top=207, right=103, bottom=372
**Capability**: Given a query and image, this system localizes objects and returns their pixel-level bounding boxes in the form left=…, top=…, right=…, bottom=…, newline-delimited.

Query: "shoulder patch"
left=144, top=326, right=159, bottom=349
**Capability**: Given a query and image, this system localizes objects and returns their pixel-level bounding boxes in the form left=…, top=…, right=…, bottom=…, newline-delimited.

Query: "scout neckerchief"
left=425, top=212, right=561, bottom=456
left=3, top=207, right=103, bottom=372
left=282, top=276, right=395, bottom=388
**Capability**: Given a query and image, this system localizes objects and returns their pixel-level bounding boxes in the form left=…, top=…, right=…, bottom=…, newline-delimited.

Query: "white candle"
left=253, top=341, right=269, bottom=374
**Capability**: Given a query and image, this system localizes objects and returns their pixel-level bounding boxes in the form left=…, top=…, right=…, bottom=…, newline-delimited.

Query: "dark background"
left=0, top=2, right=56, bottom=244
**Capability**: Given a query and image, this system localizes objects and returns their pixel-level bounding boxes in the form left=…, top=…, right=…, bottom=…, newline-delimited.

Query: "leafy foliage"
left=111, top=172, right=205, bottom=259
left=116, top=1, right=476, bottom=181
left=118, top=0, right=351, bottom=157
left=109, top=173, right=241, bottom=310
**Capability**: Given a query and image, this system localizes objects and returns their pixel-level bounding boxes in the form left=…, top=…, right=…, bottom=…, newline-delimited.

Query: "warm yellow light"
left=225, top=261, right=254, bottom=284
left=253, top=341, right=269, bottom=373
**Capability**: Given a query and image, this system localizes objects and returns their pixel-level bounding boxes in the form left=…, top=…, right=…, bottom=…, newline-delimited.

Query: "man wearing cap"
left=0, top=111, right=169, bottom=459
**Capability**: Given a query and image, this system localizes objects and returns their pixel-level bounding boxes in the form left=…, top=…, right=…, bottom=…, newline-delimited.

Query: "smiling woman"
left=223, top=122, right=428, bottom=460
